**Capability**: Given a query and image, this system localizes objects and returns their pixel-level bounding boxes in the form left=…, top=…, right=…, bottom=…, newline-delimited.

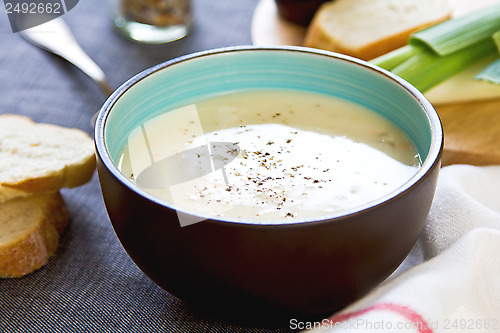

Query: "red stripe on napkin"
left=328, top=302, right=433, bottom=333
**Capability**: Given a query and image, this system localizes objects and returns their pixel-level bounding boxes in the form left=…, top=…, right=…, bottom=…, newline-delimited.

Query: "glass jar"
left=112, top=0, right=192, bottom=44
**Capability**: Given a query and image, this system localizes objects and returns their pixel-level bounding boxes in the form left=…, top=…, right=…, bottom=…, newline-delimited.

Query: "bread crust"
left=1, top=154, right=96, bottom=192
left=0, top=192, right=69, bottom=278
left=0, top=115, right=93, bottom=278
left=0, top=114, right=96, bottom=202
left=304, top=0, right=452, bottom=60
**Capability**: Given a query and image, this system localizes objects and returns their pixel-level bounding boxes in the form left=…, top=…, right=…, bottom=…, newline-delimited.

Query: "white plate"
left=251, top=0, right=306, bottom=46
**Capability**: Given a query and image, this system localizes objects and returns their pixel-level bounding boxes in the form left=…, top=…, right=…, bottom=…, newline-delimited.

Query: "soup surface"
left=118, top=90, right=421, bottom=223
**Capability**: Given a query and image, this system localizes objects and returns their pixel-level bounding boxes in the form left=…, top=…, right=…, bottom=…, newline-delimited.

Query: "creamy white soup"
left=118, top=90, right=421, bottom=223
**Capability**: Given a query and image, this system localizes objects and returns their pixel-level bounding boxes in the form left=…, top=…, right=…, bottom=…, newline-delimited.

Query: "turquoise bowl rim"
left=94, top=45, right=443, bottom=225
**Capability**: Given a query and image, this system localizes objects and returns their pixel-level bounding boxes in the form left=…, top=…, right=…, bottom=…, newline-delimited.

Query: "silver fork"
left=19, top=17, right=114, bottom=125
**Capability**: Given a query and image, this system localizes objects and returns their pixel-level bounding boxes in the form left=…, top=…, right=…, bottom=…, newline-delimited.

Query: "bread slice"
left=0, top=114, right=95, bottom=202
left=0, top=192, right=69, bottom=278
left=304, top=0, right=452, bottom=60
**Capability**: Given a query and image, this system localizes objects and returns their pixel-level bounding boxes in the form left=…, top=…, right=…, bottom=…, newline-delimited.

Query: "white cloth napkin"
left=304, top=165, right=500, bottom=333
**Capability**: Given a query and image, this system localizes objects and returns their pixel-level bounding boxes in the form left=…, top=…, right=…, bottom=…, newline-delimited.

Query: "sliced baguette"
left=304, top=0, right=452, bottom=60
left=0, top=192, right=69, bottom=278
left=0, top=114, right=95, bottom=202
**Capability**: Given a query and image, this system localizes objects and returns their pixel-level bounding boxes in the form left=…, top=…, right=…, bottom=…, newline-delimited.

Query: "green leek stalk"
left=370, top=5, right=500, bottom=92
left=393, top=38, right=497, bottom=92
left=411, top=5, right=500, bottom=56
left=370, top=44, right=423, bottom=71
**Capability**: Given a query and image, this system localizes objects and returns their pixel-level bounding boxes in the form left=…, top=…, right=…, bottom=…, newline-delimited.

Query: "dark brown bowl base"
left=97, top=155, right=440, bottom=327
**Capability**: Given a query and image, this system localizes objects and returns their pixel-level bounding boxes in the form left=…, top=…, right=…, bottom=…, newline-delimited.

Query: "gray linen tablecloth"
left=0, top=0, right=295, bottom=331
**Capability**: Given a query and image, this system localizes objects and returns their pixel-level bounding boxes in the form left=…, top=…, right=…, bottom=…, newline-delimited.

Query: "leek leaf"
left=411, top=5, right=500, bottom=56
left=475, top=59, right=500, bottom=85
left=392, top=38, right=496, bottom=92
left=370, top=44, right=424, bottom=71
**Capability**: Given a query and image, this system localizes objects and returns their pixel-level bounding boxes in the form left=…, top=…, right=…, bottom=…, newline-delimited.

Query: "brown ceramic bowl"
left=94, top=46, right=442, bottom=325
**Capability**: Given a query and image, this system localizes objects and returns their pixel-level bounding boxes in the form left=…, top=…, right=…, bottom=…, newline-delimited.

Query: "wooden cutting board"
left=437, top=100, right=500, bottom=166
